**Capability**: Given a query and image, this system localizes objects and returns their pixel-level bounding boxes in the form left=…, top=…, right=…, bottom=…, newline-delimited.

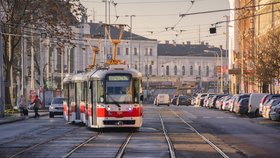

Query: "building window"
left=126, top=48, right=129, bottom=55
left=149, top=48, right=153, bottom=56
left=149, top=65, right=152, bottom=75
left=166, top=65, right=169, bottom=76
left=174, top=65, right=177, bottom=75
left=145, top=65, right=148, bottom=75
left=117, top=47, right=120, bottom=55
left=198, top=66, right=201, bottom=76
left=190, top=66, right=193, bottom=76
left=145, top=48, right=148, bottom=56
left=134, top=48, right=137, bottom=55
left=206, top=66, right=209, bottom=77
left=182, top=66, right=185, bottom=75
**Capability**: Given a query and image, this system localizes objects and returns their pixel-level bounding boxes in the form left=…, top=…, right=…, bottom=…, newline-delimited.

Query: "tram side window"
left=134, top=79, right=140, bottom=103
left=69, top=83, right=75, bottom=103
left=97, top=80, right=104, bottom=103
left=63, top=83, right=68, bottom=98
left=88, top=81, right=97, bottom=103
left=76, top=82, right=83, bottom=103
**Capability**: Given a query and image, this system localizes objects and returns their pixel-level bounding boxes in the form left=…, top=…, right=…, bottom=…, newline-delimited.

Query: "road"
left=0, top=104, right=279, bottom=158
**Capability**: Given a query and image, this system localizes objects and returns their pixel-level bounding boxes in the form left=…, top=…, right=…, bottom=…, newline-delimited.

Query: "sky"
left=80, top=0, right=230, bottom=48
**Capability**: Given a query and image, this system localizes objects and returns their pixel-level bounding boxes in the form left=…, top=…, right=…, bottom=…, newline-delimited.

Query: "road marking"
left=216, top=117, right=224, bottom=119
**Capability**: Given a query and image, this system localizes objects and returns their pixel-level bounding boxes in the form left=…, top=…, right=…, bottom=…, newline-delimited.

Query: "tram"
left=63, top=65, right=143, bottom=129
left=63, top=24, right=143, bottom=129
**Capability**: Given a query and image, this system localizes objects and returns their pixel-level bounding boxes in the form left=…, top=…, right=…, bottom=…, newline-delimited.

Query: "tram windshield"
left=105, top=74, right=133, bottom=103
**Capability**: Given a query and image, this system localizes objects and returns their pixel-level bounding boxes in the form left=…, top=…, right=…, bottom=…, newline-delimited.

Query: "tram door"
left=75, top=83, right=81, bottom=120
left=91, top=81, right=97, bottom=125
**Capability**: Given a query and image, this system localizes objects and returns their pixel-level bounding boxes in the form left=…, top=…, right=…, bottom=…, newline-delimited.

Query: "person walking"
left=18, top=95, right=25, bottom=116
left=31, top=95, right=42, bottom=118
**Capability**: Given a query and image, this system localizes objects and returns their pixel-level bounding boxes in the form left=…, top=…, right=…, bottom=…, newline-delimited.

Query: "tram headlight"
left=107, top=107, right=111, bottom=111
left=127, top=106, right=133, bottom=111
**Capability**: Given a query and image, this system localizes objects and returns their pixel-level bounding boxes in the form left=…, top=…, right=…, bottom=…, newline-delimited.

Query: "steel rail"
left=170, top=109, right=229, bottom=158
left=158, top=110, right=176, bottom=158
left=115, top=132, right=133, bottom=158
left=63, top=132, right=101, bottom=158
left=9, top=127, right=81, bottom=158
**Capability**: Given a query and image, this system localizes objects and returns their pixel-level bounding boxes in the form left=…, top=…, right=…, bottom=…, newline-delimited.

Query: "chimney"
left=206, top=42, right=209, bottom=46
left=90, top=20, right=93, bottom=23
left=187, top=41, right=191, bottom=45
left=201, top=41, right=204, bottom=45
left=165, top=40, right=169, bottom=44
left=182, top=42, right=185, bottom=45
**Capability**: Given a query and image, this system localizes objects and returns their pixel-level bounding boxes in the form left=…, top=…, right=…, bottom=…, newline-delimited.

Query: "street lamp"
left=204, top=50, right=220, bottom=93
left=125, top=15, right=136, bottom=68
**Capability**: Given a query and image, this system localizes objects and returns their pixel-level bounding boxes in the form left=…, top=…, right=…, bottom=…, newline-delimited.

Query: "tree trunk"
left=8, top=30, right=14, bottom=108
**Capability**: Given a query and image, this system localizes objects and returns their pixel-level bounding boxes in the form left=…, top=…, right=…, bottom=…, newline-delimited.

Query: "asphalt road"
left=0, top=104, right=279, bottom=158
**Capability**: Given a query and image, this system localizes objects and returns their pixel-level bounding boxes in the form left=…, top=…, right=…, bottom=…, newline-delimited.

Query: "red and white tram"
left=63, top=64, right=143, bottom=129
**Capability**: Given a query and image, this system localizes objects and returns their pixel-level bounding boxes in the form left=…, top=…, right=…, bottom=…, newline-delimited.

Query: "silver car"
left=49, top=97, right=64, bottom=118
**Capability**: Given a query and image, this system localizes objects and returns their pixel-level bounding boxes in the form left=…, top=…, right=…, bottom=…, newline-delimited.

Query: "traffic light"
left=210, top=27, right=216, bottom=34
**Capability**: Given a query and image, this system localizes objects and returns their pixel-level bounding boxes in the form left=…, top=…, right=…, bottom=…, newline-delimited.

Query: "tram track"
left=158, top=112, right=176, bottom=158
left=63, top=132, right=101, bottom=158
left=8, top=126, right=82, bottom=158
left=168, top=108, right=230, bottom=158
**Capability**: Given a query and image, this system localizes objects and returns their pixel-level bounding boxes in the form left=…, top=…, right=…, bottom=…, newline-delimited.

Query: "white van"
left=248, top=93, right=268, bottom=117
left=156, top=94, right=170, bottom=106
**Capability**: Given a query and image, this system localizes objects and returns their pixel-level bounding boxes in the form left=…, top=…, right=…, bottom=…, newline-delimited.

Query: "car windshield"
left=52, top=98, right=64, bottom=104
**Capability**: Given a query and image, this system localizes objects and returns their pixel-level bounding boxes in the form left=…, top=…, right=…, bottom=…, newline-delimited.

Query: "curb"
left=0, top=112, right=49, bottom=125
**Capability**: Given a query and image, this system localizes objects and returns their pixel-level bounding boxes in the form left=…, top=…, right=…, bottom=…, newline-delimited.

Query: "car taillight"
left=261, top=95, right=268, bottom=104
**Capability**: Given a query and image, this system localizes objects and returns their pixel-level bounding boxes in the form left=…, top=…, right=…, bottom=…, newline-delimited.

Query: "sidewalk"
left=0, top=110, right=49, bottom=125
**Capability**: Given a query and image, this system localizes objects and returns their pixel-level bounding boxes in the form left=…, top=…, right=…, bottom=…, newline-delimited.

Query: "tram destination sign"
left=108, top=75, right=130, bottom=81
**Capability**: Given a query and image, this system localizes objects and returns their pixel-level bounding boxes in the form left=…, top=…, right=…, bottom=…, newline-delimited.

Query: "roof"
left=158, top=43, right=227, bottom=57
left=88, top=22, right=157, bottom=41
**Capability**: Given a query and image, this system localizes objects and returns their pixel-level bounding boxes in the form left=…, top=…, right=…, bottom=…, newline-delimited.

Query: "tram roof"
left=88, top=67, right=142, bottom=79
left=63, top=66, right=142, bottom=83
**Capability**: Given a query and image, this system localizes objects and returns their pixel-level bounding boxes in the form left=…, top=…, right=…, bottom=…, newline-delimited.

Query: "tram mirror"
left=140, top=95, right=143, bottom=101
left=100, top=97, right=104, bottom=103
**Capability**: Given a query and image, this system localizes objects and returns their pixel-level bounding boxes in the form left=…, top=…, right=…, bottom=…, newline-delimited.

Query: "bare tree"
left=253, top=29, right=280, bottom=93
left=0, top=0, right=86, bottom=108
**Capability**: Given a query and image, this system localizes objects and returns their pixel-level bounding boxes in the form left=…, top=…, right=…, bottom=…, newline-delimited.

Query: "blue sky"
left=81, top=0, right=230, bottom=48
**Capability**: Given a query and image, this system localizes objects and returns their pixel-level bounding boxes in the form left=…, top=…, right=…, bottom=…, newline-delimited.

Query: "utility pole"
left=61, top=47, right=64, bottom=90
left=30, top=24, right=35, bottom=90
left=0, top=25, right=4, bottom=117
left=125, top=15, right=136, bottom=68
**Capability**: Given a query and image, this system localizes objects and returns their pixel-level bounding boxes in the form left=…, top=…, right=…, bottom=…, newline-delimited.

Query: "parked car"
left=176, top=95, right=191, bottom=106
left=195, top=93, right=208, bottom=106
left=171, top=95, right=178, bottom=105
left=203, top=94, right=215, bottom=108
left=259, top=94, right=280, bottom=116
left=233, top=94, right=250, bottom=113
left=228, top=95, right=238, bottom=112
left=248, top=93, right=268, bottom=117
left=269, top=104, right=280, bottom=121
left=235, top=97, right=249, bottom=115
left=221, top=95, right=232, bottom=111
left=213, top=94, right=227, bottom=109
left=262, top=98, right=280, bottom=119
left=155, top=94, right=170, bottom=106
left=49, top=97, right=65, bottom=118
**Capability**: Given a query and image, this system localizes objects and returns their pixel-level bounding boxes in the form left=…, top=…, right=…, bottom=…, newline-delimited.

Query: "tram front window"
left=105, top=75, right=132, bottom=103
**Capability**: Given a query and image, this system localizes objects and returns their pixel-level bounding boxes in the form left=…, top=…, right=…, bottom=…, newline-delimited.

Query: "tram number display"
left=108, top=75, right=130, bottom=81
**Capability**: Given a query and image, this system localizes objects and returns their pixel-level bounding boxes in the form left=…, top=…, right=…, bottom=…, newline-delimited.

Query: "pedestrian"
left=18, top=95, right=25, bottom=116
left=31, top=95, right=42, bottom=118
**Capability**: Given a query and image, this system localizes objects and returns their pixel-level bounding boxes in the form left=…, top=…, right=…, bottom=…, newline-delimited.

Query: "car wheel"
left=49, top=112, right=54, bottom=118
